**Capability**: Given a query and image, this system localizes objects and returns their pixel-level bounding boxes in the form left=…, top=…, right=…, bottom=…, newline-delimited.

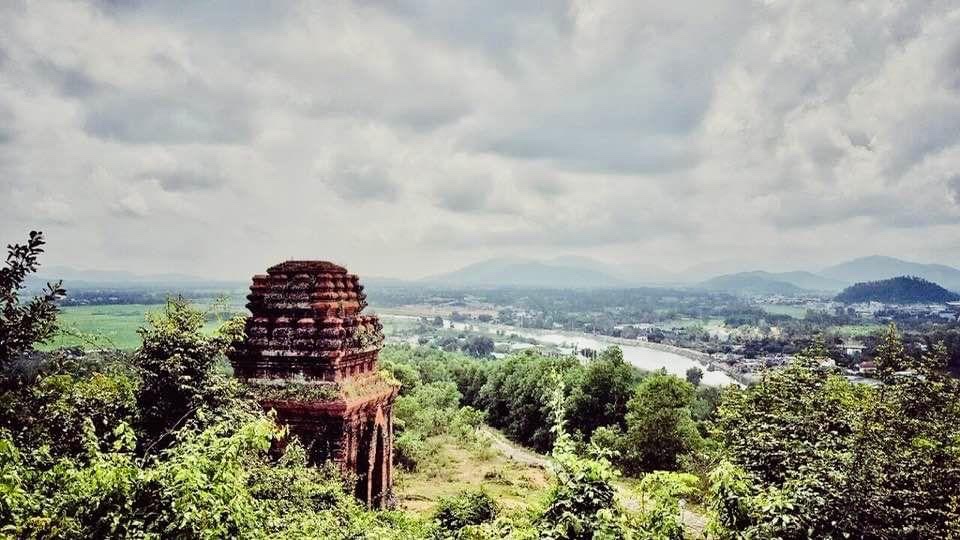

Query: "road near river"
left=381, top=314, right=736, bottom=386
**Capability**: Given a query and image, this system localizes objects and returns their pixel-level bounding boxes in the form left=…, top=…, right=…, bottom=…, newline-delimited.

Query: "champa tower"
left=228, top=260, right=398, bottom=507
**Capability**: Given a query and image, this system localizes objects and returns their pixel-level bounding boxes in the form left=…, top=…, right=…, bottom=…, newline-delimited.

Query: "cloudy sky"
left=2, top=0, right=960, bottom=280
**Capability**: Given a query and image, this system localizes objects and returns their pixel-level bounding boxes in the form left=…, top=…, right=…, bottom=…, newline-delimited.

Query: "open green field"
left=43, top=303, right=232, bottom=350
left=46, top=304, right=415, bottom=351
left=395, top=434, right=550, bottom=515
left=758, top=305, right=808, bottom=318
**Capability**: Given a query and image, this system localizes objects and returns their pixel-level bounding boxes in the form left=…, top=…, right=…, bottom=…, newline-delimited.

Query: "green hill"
left=835, top=276, right=960, bottom=304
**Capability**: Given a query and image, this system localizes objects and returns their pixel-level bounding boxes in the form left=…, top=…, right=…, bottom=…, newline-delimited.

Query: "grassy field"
left=43, top=303, right=233, bottom=350
left=46, top=304, right=424, bottom=351
left=395, top=435, right=551, bottom=515
left=758, top=305, right=808, bottom=318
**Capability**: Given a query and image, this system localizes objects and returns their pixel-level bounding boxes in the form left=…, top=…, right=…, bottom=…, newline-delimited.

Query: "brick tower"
left=228, top=260, right=398, bottom=507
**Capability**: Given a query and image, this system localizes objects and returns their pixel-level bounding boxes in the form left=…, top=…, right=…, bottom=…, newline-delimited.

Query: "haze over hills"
left=549, top=256, right=671, bottom=284
left=23, top=255, right=960, bottom=295
left=695, top=257, right=960, bottom=296
left=423, top=254, right=960, bottom=295
left=27, top=266, right=243, bottom=291
left=821, top=256, right=960, bottom=292
left=423, top=257, right=625, bottom=288
left=697, top=271, right=844, bottom=296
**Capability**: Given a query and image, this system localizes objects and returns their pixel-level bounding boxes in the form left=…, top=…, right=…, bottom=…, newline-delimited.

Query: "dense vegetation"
left=836, top=276, right=960, bottom=304
left=712, top=330, right=960, bottom=537
left=3, top=231, right=960, bottom=538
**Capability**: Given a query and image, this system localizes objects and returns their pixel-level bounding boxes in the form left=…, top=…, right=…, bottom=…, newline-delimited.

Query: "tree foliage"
left=710, top=329, right=960, bottom=538
left=835, top=275, right=960, bottom=304
left=478, top=351, right=580, bottom=452
left=134, top=298, right=245, bottom=449
left=461, top=336, right=495, bottom=358
left=613, top=372, right=702, bottom=475
left=0, top=231, right=64, bottom=366
left=566, top=347, right=636, bottom=440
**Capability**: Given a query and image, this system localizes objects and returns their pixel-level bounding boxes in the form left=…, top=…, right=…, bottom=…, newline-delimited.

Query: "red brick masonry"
left=229, top=260, right=399, bottom=507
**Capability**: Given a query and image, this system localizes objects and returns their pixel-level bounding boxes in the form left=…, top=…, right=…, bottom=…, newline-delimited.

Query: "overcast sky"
left=2, top=0, right=960, bottom=280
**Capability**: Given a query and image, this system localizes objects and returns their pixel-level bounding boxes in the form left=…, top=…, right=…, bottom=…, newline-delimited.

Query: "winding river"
left=381, top=314, right=736, bottom=386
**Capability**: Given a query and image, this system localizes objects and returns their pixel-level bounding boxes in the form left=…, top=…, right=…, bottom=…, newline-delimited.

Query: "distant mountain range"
left=697, top=257, right=960, bottom=296
left=27, top=266, right=243, bottom=291
left=835, top=276, right=960, bottom=304
left=427, top=254, right=960, bottom=294
left=423, top=257, right=625, bottom=288
left=698, top=271, right=843, bottom=296
left=820, top=256, right=960, bottom=292
left=22, top=255, right=960, bottom=294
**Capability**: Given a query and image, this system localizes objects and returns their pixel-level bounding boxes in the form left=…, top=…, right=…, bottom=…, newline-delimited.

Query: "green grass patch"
left=43, top=304, right=228, bottom=351
left=395, top=435, right=550, bottom=516
left=758, top=305, right=808, bottom=318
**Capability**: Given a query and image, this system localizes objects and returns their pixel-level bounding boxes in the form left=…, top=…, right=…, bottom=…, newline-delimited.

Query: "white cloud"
left=111, top=190, right=149, bottom=218
left=1, top=0, right=959, bottom=279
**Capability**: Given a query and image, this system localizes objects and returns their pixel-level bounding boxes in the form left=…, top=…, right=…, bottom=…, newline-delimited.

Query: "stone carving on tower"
left=228, top=260, right=399, bottom=508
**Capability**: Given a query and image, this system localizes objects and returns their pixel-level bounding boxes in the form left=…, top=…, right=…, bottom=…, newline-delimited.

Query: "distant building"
left=858, top=360, right=877, bottom=376
left=842, top=340, right=866, bottom=358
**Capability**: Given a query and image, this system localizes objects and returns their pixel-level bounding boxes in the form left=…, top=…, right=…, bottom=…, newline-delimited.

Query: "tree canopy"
left=836, top=275, right=960, bottom=304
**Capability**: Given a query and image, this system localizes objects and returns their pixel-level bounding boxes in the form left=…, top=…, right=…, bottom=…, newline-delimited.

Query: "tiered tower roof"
left=230, top=260, right=385, bottom=382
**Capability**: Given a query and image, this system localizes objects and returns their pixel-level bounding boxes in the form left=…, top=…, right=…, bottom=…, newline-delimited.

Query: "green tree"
left=478, top=350, right=580, bottom=452
left=618, top=372, right=701, bottom=474
left=0, top=231, right=64, bottom=366
left=710, top=332, right=960, bottom=538
left=539, top=377, right=618, bottom=540
left=449, top=359, right=488, bottom=408
left=566, top=346, right=636, bottom=439
left=843, top=338, right=960, bottom=538
left=461, top=336, right=495, bottom=358
left=134, top=298, right=241, bottom=450
left=685, top=366, right=703, bottom=387
left=874, top=322, right=908, bottom=382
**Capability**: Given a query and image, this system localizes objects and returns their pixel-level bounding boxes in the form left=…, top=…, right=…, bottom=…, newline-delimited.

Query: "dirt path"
left=478, top=427, right=550, bottom=468
left=478, top=426, right=708, bottom=535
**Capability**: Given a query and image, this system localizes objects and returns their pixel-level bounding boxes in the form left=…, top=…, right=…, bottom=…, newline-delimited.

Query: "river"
left=381, top=314, right=736, bottom=386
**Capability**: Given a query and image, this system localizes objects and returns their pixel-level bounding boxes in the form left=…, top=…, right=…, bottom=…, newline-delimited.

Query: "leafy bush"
left=0, top=433, right=27, bottom=529
left=631, top=471, right=699, bottom=540
left=433, top=490, right=498, bottom=537
left=395, top=430, right=433, bottom=472
left=538, top=381, right=618, bottom=540
left=134, top=298, right=244, bottom=450
left=28, top=372, right=138, bottom=458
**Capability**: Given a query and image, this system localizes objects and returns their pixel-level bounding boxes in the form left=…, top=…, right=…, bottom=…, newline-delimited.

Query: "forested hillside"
left=836, top=275, right=960, bottom=304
